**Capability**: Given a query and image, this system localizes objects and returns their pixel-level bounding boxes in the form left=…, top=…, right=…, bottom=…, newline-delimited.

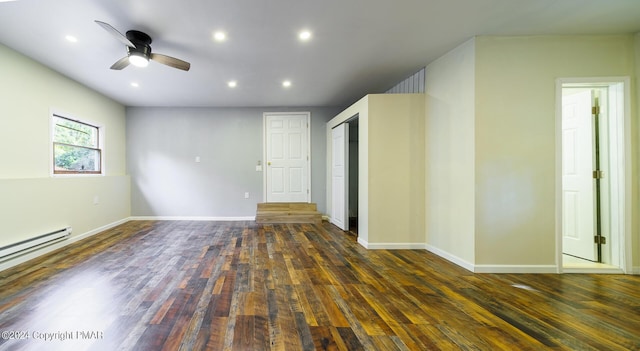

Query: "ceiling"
left=1, top=0, right=639, bottom=108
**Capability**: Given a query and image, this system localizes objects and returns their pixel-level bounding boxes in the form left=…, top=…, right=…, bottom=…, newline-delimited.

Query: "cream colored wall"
left=474, top=35, right=637, bottom=266
left=367, top=94, right=425, bottom=246
left=424, top=38, right=476, bottom=266
left=326, top=94, right=424, bottom=248
left=0, top=43, right=129, bottom=250
left=634, top=34, right=640, bottom=273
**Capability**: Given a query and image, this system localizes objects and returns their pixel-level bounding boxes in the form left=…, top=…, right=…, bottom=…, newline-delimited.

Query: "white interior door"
left=265, top=113, right=310, bottom=203
left=562, top=90, right=596, bottom=261
left=331, top=123, right=349, bottom=230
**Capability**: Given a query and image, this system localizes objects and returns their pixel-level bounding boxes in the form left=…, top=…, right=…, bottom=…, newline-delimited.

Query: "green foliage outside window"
left=53, top=115, right=101, bottom=174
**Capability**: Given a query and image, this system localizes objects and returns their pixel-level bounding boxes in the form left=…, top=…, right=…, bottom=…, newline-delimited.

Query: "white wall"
left=127, top=106, right=339, bottom=218
left=424, top=39, right=476, bottom=268
left=0, top=44, right=129, bottom=258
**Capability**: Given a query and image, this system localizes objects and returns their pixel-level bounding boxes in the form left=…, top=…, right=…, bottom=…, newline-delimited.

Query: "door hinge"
left=592, top=106, right=600, bottom=115
left=592, top=170, right=604, bottom=179
left=594, top=236, right=607, bottom=245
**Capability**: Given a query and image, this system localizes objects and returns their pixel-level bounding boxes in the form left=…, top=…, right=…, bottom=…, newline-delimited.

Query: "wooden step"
left=256, top=202, right=322, bottom=224
left=257, top=202, right=317, bottom=212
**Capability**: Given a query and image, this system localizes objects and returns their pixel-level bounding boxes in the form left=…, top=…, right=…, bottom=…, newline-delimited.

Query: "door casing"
left=555, top=77, right=632, bottom=273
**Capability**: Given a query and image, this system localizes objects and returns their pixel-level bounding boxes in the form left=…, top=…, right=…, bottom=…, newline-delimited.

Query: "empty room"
left=1, top=0, right=639, bottom=350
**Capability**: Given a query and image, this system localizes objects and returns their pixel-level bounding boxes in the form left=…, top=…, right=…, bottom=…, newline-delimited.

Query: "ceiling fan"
left=95, top=20, right=191, bottom=71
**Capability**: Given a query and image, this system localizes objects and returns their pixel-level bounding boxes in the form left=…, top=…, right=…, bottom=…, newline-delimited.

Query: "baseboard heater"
left=0, top=227, right=72, bottom=260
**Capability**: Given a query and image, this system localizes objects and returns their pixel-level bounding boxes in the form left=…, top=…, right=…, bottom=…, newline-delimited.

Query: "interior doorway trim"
left=326, top=97, right=369, bottom=247
left=554, top=77, right=632, bottom=274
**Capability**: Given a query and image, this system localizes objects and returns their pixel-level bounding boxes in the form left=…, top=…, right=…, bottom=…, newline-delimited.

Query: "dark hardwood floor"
left=0, top=220, right=638, bottom=350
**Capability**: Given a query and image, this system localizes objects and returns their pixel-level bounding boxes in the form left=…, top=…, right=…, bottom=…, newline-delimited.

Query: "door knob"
left=267, top=162, right=271, bottom=166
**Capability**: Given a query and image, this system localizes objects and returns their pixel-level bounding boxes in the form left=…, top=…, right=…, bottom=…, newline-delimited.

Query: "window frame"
left=51, top=112, right=104, bottom=176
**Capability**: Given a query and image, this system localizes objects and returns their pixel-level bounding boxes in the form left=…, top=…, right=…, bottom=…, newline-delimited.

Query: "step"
left=256, top=202, right=322, bottom=224
left=257, top=202, right=317, bottom=212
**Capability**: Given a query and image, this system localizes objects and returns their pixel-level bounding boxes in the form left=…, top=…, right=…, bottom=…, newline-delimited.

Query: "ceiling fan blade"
left=95, top=20, right=135, bottom=48
left=110, top=56, right=130, bottom=70
left=150, top=53, right=191, bottom=71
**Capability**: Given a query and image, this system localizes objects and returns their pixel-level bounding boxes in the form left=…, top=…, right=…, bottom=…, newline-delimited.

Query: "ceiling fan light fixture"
left=129, top=52, right=149, bottom=67
left=97, top=21, right=190, bottom=71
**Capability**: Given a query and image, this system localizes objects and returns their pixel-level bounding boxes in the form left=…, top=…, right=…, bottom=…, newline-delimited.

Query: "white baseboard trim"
left=562, top=267, right=625, bottom=274
left=474, top=265, right=558, bottom=274
left=632, top=266, right=640, bottom=275
left=364, top=243, right=427, bottom=250
left=355, top=237, right=426, bottom=250
left=70, top=218, right=130, bottom=244
left=425, top=244, right=475, bottom=272
left=129, top=216, right=255, bottom=221
left=0, top=217, right=130, bottom=272
left=426, top=245, right=560, bottom=273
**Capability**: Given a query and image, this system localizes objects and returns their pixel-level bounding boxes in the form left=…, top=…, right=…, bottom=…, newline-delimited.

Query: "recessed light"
left=65, top=35, right=78, bottom=43
left=213, top=31, right=227, bottom=42
left=228, top=80, right=237, bottom=88
left=298, top=30, right=312, bottom=41
left=282, top=80, right=292, bottom=88
left=130, top=82, right=139, bottom=88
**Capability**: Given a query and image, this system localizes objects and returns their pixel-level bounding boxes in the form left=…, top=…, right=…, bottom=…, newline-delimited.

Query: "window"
left=52, top=114, right=102, bottom=174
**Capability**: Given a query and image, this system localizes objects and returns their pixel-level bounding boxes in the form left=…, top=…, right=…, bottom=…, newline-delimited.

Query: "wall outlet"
left=195, top=156, right=201, bottom=163
left=93, top=196, right=99, bottom=205
left=244, top=192, right=249, bottom=199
